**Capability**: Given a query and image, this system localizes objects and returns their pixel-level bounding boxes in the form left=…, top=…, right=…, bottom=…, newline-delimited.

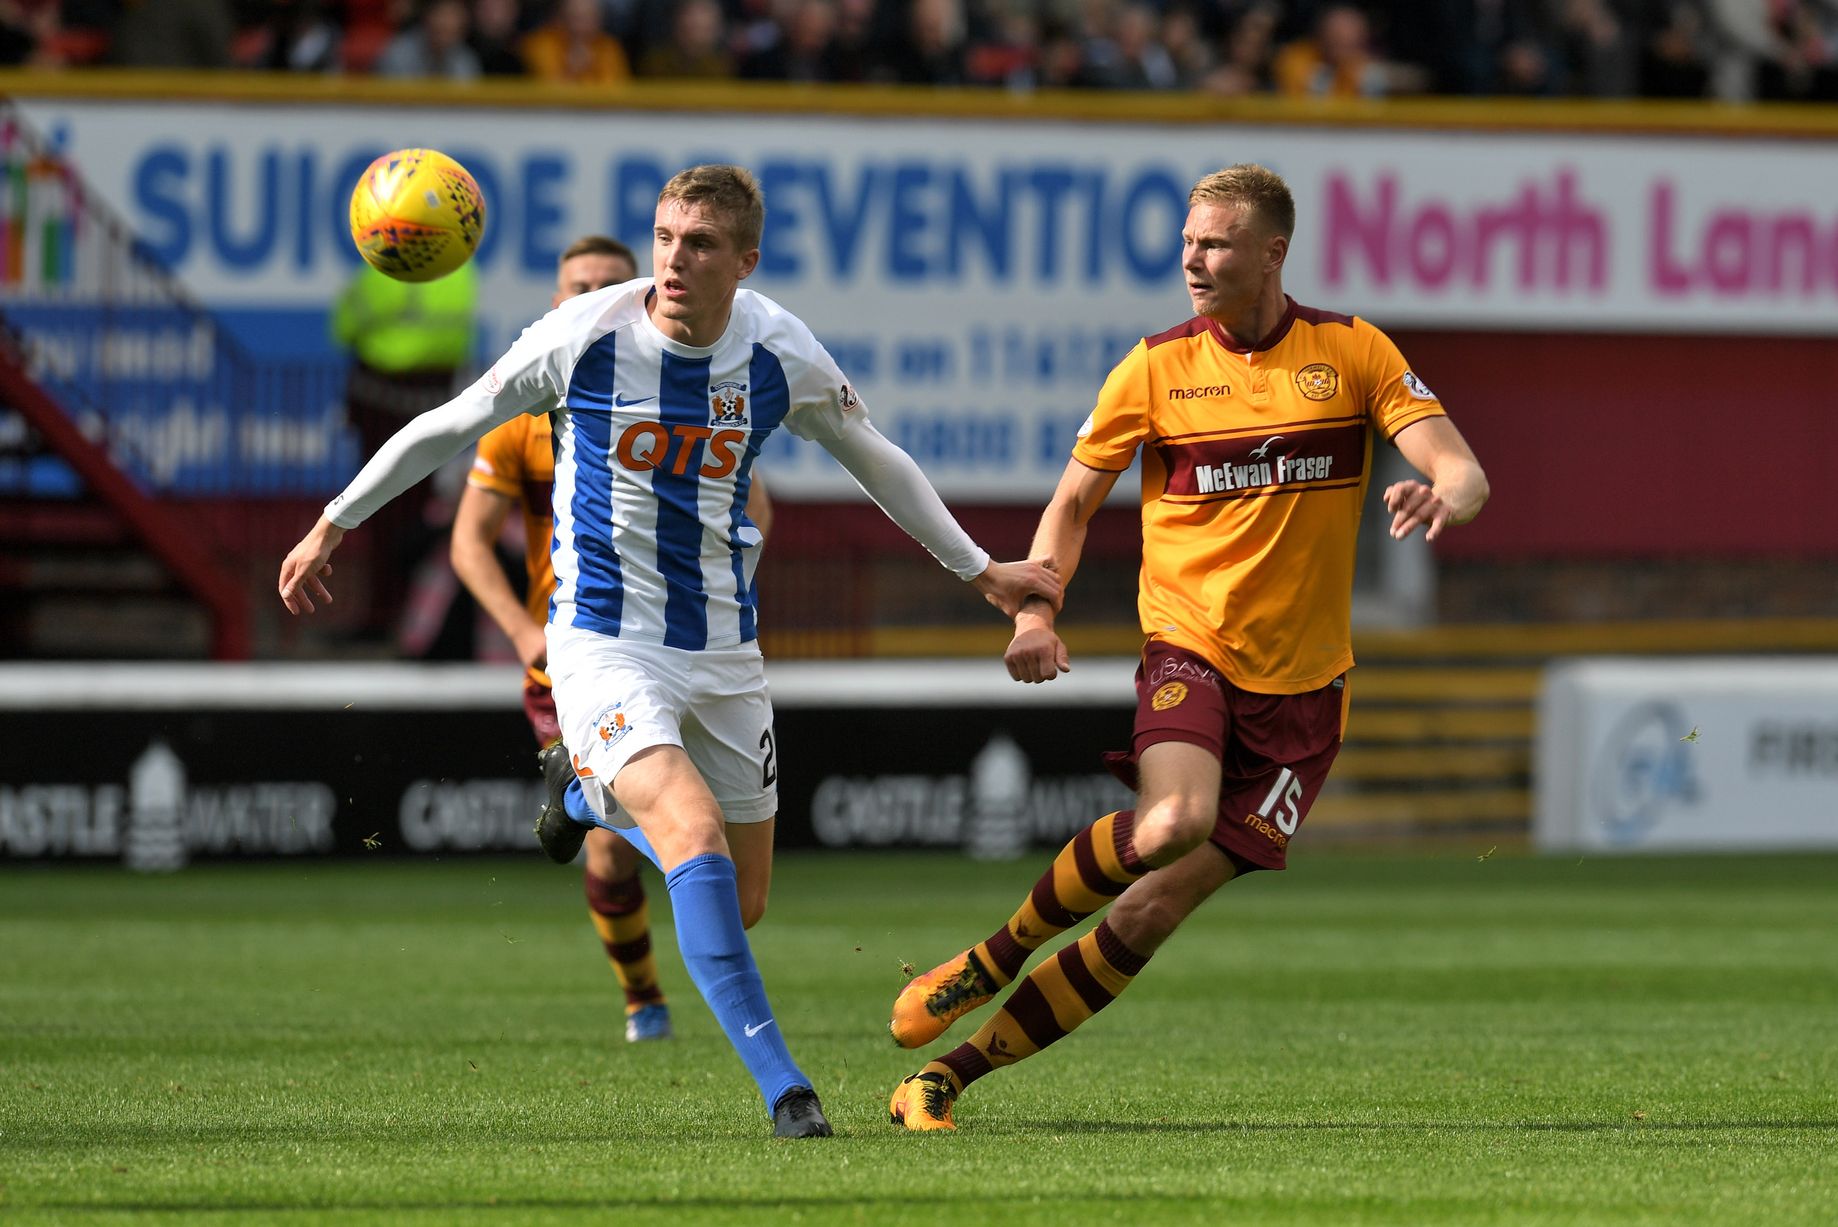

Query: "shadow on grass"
left=1013, top=1118, right=1838, bottom=1135
left=21, top=1191, right=1258, bottom=1215
left=19, top=1116, right=1838, bottom=1154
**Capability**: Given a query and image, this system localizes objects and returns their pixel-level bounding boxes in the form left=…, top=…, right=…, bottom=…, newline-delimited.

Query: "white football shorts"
left=546, top=625, right=778, bottom=826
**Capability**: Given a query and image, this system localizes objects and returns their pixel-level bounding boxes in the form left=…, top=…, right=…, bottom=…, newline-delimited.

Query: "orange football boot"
left=889, top=1072, right=958, bottom=1132
left=889, top=949, right=998, bottom=1048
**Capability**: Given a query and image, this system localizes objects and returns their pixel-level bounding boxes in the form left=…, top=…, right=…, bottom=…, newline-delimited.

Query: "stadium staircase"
left=826, top=617, right=1838, bottom=845
left=0, top=103, right=344, bottom=660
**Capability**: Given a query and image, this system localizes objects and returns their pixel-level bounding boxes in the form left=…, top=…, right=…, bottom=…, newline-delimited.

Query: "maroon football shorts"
left=521, top=678, right=562, bottom=748
left=1103, top=640, right=1347, bottom=871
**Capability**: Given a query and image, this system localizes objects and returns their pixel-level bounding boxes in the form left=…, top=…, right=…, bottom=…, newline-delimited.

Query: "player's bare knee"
left=1132, top=799, right=1213, bottom=866
left=1107, top=888, right=1186, bottom=952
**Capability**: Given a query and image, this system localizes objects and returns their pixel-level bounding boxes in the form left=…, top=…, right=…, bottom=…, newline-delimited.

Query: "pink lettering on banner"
left=1324, top=169, right=1607, bottom=294
left=1647, top=180, right=1838, bottom=299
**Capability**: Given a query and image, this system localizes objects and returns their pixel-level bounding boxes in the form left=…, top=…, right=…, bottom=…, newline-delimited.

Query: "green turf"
left=2, top=850, right=1835, bottom=1226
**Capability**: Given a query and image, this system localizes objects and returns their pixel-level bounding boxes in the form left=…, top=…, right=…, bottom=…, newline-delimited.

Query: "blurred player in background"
left=280, top=164, right=1061, bottom=1138
left=450, top=234, right=770, bottom=1045
left=887, top=163, right=1490, bottom=1131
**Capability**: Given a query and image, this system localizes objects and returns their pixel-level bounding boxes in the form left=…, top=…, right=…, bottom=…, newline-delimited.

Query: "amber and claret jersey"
left=468, top=413, right=556, bottom=687
left=1072, top=296, right=1447, bottom=694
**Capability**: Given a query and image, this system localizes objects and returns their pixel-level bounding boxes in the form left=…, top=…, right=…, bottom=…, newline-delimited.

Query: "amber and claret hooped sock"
left=935, top=917, right=1153, bottom=1093
left=585, top=869, right=665, bottom=1010
left=971, top=809, right=1149, bottom=987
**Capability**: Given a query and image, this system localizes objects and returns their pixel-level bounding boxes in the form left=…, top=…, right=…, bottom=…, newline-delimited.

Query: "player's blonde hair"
left=658, top=165, right=766, bottom=252
left=1190, top=165, right=1295, bottom=240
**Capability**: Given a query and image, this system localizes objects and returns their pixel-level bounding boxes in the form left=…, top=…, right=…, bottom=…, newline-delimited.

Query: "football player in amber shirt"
left=450, top=235, right=771, bottom=1045
left=888, top=165, right=1489, bottom=1131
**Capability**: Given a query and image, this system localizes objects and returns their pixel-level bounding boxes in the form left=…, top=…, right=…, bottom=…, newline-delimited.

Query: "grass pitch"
left=3, top=850, right=1835, bottom=1226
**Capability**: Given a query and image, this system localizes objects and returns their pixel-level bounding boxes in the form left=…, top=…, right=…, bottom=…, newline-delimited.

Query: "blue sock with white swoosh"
left=665, top=853, right=808, bottom=1114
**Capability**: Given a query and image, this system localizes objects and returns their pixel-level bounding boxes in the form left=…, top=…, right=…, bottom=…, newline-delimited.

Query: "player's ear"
left=737, top=247, right=760, bottom=280
left=1265, top=232, right=1288, bottom=273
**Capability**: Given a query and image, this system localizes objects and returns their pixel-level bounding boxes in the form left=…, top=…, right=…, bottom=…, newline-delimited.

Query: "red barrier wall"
left=1391, top=330, right=1838, bottom=559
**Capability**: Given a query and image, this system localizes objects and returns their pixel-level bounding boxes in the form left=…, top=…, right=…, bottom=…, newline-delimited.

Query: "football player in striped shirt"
left=452, top=235, right=777, bottom=1047
left=886, top=164, right=1489, bottom=1131
left=280, top=164, right=1060, bottom=1138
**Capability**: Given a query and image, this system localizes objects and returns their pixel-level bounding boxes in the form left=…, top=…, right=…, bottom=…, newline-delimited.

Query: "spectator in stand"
left=524, top=0, right=631, bottom=82
left=1638, top=0, right=1712, bottom=96
left=964, top=6, right=1044, bottom=89
left=875, top=0, right=973, bottom=84
left=375, top=0, right=481, bottom=78
left=111, top=0, right=235, bottom=67
left=242, top=0, right=343, bottom=73
left=1160, top=5, right=1217, bottom=89
left=1549, top=0, right=1638, bottom=95
left=1203, top=1, right=1279, bottom=94
left=1755, top=0, right=1838, bottom=101
left=1394, top=0, right=1550, bottom=95
left=0, top=0, right=59, bottom=66
left=1086, top=1, right=1180, bottom=88
left=635, top=0, right=727, bottom=78
left=469, top=0, right=526, bottom=75
left=1272, top=3, right=1427, bottom=96
left=728, top=0, right=785, bottom=77
left=826, top=0, right=878, bottom=81
left=1033, top=15, right=1090, bottom=88
left=743, top=0, right=852, bottom=82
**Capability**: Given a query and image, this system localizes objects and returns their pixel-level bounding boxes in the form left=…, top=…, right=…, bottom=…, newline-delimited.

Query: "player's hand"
left=278, top=518, right=346, bottom=615
left=970, top=558, right=1062, bottom=619
left=1006, top=616, right=1070, bottom=684
left=1383, top=480, right=1453, bottom=542
left=512, top=624, right=549, bottom=672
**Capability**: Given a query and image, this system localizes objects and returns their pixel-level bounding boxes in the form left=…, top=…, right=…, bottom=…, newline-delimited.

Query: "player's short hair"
left=559, top=234, right=636, bottom=272
left=658, top=164, right=766, bottom=252
left=1190, top=164, right=1295, bottom=241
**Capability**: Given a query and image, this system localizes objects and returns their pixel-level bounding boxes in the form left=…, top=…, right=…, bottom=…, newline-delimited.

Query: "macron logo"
left=614, top=392, right=658, bottom=408
left=743, top=1018, right=776, bottom=1038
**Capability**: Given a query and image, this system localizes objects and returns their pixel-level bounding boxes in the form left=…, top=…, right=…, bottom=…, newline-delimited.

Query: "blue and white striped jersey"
left=465, top=279, right=854, bottom=650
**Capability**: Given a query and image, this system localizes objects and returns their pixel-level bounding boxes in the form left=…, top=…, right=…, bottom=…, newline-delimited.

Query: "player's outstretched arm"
left=278, top=516, right=346, bottom=615
left=1386, top=416, right=1489, bottom=542
left=819, top=414, right=1060, bottom=614
left=285, top=390, right=532, bottom=615
left=1003, top=459, right=1121, bottom=683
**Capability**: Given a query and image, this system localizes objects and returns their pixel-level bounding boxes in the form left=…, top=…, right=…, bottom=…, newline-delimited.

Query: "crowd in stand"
left=2, top=0, right=1835, bottom=103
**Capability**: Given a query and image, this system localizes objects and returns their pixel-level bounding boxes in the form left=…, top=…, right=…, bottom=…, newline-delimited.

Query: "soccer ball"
left=348, top=148, right=485, bottom=282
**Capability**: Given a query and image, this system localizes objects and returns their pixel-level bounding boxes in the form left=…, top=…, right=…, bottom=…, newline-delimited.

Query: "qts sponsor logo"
left=612, top=422, right=748, bottom=478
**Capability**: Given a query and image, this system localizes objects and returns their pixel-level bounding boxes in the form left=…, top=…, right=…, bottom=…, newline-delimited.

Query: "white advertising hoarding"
left=14, top=98, right=1838, bottom=497
left=1536, top=659, right=1838, bottom=853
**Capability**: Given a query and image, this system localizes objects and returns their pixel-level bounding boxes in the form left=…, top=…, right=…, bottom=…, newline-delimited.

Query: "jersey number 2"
left=759, top=728, right=777, bottom=788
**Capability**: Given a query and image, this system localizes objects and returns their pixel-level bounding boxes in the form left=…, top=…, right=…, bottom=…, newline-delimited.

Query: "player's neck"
left=1209, top=283, right=1289, bottom=350
left=649, top=295, right=735, bottom=349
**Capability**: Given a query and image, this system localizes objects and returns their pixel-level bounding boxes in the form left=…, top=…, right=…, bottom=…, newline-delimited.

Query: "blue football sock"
left=562, top=780, right=662, bottom=870
left=666, top=853, right=809, bottom=1115
left=562, top=778, right=609, bottom=829
left=612, top=821, right=661, bottom=871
